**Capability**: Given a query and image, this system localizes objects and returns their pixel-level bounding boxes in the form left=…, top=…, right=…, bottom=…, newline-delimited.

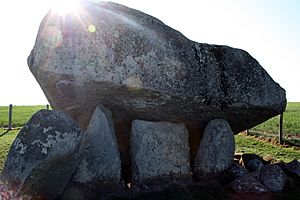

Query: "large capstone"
left=194, top=119, right=235, bottom=177
left=131, top=120, right=191, bottom=183
left=28, top=1, right=286, bottom=158
left=0, top=110, right=83, bottom=199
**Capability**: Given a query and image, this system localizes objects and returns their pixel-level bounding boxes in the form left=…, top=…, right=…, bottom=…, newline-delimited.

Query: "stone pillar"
left=62, top=105, right=123, bottom=199
left=131, top=120, right=191, bottom=184
left=194, top=118, right=235, bottom=178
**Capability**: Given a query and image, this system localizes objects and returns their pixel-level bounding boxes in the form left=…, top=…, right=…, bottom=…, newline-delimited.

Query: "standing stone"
left=74, top=105, right=121, bottom=183
left=62, top=105, right=123, bottom=199
left=131, top=120, right=191, bottom=183
left=1, top=110, right=83, bottom=200
left=194, top=119, right=235, bottom=177
left=260, top=164, right=287, bottom=192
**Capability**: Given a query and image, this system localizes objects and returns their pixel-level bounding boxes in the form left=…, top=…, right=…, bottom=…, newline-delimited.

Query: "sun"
left=50, top=0, right=81, bottom=16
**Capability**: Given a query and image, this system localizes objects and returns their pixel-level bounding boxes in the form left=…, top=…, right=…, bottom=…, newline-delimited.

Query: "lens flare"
left=51, top=0, right=80, bottom=16
left=88, top=24, right=96, bottom=33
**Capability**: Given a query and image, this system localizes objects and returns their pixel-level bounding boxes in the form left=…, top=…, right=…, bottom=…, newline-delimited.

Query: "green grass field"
left=0, top=105, right=47, bottom=128
left=235, top=133, right=300, bottom=162
left=251, top=102, right=300, bottom=134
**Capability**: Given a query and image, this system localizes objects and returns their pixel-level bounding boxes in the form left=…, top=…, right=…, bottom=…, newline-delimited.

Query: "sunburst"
left=50, top=0, right=81, bottom=16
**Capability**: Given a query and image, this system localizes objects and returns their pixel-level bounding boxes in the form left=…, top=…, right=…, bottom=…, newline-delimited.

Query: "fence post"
left=46, top=104, right=49, bottom=110
left=8, top=104, right=13, bottom=130
left=279, top=113, right=283, bottom=144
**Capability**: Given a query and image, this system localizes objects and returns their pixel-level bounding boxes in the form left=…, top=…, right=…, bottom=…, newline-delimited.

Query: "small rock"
left=246, top=159, right=264, bottom=172
left=1, top=110, right=83, bottom=199
left=230, top=174, right=269, bottom=194
left=194, top=119, right=235, bottom=177
left=260, top=164, right=287, bottom=192
left=131, top=120, right=191, bottom=183
left=239, top=153, right=263, bottom=167
left=285, top=159, right=300, bottom=178
left=219, top=163, right=248, bottom=184
left=263, top=155, right=274, bottom=164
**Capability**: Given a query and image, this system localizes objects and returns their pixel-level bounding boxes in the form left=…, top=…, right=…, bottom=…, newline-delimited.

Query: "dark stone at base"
left=285, top=159, right=300, bottom=178
left=131, top=176, right=193, bottom=194
left=218, top=163, right=248, bottom=184
left=260, top=164, right=287, bottom=192
left=60, top=182, right=125, bottom=200
left=230, top=174, right=269, bottom=194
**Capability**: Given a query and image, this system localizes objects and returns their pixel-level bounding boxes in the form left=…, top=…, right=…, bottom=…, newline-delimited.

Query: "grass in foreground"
left=0, top=129, right=19, bottom=172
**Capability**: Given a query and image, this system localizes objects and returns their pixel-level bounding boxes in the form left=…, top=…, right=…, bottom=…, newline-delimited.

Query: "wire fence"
left=0, top=104, right=50, bottom=130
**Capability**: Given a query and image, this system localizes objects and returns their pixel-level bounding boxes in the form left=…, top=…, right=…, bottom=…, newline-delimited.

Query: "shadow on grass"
left=284, top=139, right=300, bottom=148
left=0, top=129, right=11, bottom=137
left=247, top=130, right=300, bottom=147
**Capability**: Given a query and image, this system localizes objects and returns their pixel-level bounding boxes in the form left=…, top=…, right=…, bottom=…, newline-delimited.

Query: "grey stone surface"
left=72, top=105, right=122, bottom=184
left=239, top=153, right=264, bottom=167
left=28, top=1, right=286, bottom=138
left=131, top=120, right=191, bottom=182
left=230, top=174, right=269, bottom=194
left=246, top=159, right=264, bottom=172
left=219, top=163, right=248, bottom=184
left=194, top=119, right=235, bottom=176
left=260, top=164, right=287, bottom=192
left=62, top=105, right=123, bottom=199
left=0, top=110, right=83, bottom=199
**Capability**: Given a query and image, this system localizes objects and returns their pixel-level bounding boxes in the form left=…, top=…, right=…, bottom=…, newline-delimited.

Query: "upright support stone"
left=1, top=110, right=83, bottom=199
left=131, top=120, right=191, bottom=184
left=194, top=119, right=235, bottom=178
left=62, top=105, right=123, bottom=199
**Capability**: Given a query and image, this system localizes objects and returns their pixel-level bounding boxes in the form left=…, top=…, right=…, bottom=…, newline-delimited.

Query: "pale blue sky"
left=0, top=0, right=299, bottom=105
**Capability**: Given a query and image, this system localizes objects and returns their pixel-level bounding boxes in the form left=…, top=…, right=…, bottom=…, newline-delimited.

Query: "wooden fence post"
left=46, top=104, right=49, bottom=110
left=8, top=104, right=13, bottom=130
left=279, top=113, right=283, bottom=144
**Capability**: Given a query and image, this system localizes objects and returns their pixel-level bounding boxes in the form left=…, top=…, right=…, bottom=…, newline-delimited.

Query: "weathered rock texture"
left=0, top=110, right=83, bottom=199
left=230, top=174, right=269, bottom=194
left=28, top=1, right=286, bottom=158
left=131, top=120, right=191, bottom=182
left=62, top=105, right=123, bottom=199
left=73, top=105, right=121, bottom=184
left=260, top=164, right=287, bottom=192
left=194, top=119, right=235, bottom=177
left=219, top=163, right=248, bottom=184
